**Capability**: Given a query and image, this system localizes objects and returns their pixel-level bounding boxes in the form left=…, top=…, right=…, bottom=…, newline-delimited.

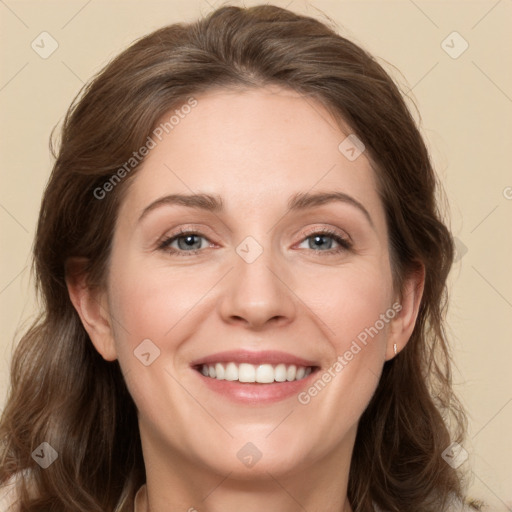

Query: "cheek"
left=295, top=256, right=394, bottom=346
left=105, top=260, right=202, bottom=424
left=293, top=258, right=393, bottom=406
left=108, top=258, right=208, bottom=349
left=294, top=279, right=392, bottom=443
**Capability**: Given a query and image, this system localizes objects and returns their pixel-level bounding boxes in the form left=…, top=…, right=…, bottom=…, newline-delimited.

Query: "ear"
left=385, top=263, right=425, bottom=361
left=65, top=257, right=117, bottom=361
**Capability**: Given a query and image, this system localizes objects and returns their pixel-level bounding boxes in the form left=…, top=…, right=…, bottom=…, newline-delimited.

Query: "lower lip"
left=193, top=368, right=319, bottom=404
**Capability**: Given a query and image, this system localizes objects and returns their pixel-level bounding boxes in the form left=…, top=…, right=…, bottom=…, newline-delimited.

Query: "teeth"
left=215, top=363, right=225, bottom=380
left=198, top=362, right=313, bottom=383
left=225, top=362, right=238, bottom=381
left=274, top=363, right=287, bottom=382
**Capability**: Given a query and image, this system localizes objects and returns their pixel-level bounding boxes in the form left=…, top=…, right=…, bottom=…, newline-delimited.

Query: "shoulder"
left=134, top=484, right=146, bottom=512
left=0, top=473, right=19, bottom=512
left=373, top=494, right=477, bottom=511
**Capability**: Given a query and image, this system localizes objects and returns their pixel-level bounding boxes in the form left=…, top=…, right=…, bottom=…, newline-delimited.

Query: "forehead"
left=118, top=85, right=384, bottom=226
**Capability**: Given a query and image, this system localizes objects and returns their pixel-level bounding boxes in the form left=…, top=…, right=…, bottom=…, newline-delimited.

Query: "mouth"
left=189, top=350, right=321, bottom=404
left=193, top=362, right=316, bottom=383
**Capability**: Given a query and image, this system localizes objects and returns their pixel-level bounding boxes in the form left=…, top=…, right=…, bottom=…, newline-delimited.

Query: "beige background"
left=1, top=0, right=511, bottom=508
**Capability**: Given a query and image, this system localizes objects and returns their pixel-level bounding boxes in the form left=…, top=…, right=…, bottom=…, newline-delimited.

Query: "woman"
left=0, top=4, right=482, bottom=511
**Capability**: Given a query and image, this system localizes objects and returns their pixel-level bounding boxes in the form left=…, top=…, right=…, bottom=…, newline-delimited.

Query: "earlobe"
left=65, top=258, right=118, bottom=361
left=385, top=263, right=425, bottom=361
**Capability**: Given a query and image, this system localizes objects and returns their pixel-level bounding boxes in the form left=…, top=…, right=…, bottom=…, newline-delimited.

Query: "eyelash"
left=157, top=227, right=353, bottom=257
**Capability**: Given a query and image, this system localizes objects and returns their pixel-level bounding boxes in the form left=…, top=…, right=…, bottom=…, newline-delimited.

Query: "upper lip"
left=190, top=350, right=319, bottom=368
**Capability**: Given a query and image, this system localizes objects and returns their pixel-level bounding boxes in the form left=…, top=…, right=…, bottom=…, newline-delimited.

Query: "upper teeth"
left=200, top=362, right=312, bottom=383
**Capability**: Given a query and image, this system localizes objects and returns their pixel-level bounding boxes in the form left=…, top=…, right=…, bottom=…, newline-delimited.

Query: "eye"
left=157, top=227, right=352, bottom=257
left=296, top=228, right=352, bottom=254
left=158, top=229, right=212, bottom=256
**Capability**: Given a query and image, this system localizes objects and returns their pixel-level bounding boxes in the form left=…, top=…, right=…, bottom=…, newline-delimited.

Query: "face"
left=97, top=85, right=403, bottom=481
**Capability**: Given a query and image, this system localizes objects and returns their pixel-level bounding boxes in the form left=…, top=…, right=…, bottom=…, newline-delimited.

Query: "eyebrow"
left=137, top=191, right=374, bottom=229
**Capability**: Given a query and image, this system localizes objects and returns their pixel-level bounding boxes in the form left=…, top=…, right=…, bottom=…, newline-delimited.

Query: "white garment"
left=0, top=473, right=19, bottom=512
left=134, top=483, right=145, bottom=511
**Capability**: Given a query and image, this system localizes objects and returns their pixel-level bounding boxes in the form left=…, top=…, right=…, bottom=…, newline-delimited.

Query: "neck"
left=137, top=425, right=357, bottom=512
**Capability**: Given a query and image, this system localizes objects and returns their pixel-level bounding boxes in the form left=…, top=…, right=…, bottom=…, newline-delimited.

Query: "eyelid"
left=299, top=224, right=351, bottom=244
left=157, top=224, right=216, bottom=244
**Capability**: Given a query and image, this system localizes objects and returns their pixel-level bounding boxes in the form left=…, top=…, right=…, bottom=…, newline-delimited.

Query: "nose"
left=218, top=242, right=297, bottom=330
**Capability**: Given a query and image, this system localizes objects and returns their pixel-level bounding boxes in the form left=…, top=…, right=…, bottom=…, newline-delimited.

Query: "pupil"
left=313, top=235, right=331, bottom=249
left=179, top=235, right=200, bottom=250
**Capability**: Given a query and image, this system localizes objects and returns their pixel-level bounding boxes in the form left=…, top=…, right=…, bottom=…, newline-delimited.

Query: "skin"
left=67, top=85, right=424, bottom=512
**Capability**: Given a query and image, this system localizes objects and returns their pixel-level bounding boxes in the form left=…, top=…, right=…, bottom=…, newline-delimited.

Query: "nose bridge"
left=218, top=232, right=295, bottom=328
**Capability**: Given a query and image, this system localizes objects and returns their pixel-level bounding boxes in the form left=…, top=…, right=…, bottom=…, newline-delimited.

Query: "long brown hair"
left=0, top=4, right=479, bottom=511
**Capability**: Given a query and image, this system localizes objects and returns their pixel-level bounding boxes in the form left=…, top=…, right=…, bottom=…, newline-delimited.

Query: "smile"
left=197, top=362, right=313, bottom=383
left=190, top=349, right=320, bottom=403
